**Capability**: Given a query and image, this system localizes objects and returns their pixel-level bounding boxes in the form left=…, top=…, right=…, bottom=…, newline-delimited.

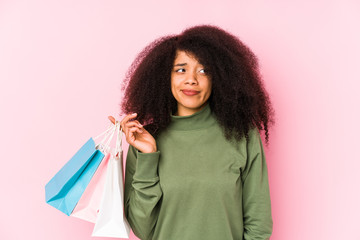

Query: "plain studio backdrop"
left=1, top=0, right=359, bottom=239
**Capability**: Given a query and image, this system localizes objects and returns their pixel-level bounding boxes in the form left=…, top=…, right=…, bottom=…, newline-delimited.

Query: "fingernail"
left=132, top=113, right=137, bottom=115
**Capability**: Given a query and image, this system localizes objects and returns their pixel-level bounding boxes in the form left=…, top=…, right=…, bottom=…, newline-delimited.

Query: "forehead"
left=174, top=50, right=201, bottom=64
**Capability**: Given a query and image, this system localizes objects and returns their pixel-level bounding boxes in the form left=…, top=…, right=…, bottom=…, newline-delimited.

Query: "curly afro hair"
left=120, top=24, right=275, bottom=145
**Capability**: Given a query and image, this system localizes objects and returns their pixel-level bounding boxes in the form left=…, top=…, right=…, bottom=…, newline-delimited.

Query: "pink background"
left=1, top=0, right=359, bottom=239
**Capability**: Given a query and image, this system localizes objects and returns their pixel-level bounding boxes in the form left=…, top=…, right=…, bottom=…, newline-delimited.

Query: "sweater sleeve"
left=123, top=144, right=163, bottom=240
left=241, top=128, right=273, bottom=240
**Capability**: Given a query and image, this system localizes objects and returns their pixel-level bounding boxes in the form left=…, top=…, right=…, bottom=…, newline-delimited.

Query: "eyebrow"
left=174, top=63, right=187, bottom=67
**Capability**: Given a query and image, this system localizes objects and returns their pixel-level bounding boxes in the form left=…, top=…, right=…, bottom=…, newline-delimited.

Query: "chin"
left=181, top=102, right=206, bottom=109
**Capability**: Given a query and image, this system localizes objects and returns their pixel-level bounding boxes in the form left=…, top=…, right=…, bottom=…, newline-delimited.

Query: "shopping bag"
left=92, top=122, right=131, bottom=238
left=45, top=123, right=117, bottom=216
left=70, top=152, right=111, bottom=223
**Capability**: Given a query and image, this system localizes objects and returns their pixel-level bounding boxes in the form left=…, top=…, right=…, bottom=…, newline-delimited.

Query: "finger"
left=120, top=113, right=137, bottom=131
left=121, top=113, right=137, bottom=125
left=129, top=126, right=143, bottom=134
left=125, top=124, right=131, bottom=142
left=125, top=124, right=141, bottom=136
left=125, top=121, right=143, bottom=129
left=132, top=120, right=143, bottom=127
left=125, top=126, right=142, bottom=143
left=121, top=119, right=138, bottom=134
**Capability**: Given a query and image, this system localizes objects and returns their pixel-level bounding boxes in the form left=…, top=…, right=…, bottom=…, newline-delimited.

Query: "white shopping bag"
left=92, top=122, right=131, bottom=238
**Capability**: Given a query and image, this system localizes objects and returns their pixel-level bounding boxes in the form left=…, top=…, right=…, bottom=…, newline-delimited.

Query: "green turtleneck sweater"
left=124, top=103, right=273, bottom=240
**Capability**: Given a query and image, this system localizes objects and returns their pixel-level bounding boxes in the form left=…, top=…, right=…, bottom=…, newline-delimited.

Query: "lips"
left=182, top=89, right=200, bottom=96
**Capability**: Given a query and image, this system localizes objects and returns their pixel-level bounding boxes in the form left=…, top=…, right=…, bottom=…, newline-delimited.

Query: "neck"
left=169, top=102, right=217, bottom=131
left=175, top=103, right=208, bottom=116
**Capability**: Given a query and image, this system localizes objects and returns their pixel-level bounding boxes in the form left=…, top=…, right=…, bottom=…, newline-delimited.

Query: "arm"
left=241, top=128, right=273, bottom=240
left=124, top=144, right=163, bottom=240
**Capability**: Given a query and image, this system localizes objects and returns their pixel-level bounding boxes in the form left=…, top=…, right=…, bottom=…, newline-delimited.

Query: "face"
left=171, top=50, right=212, bottom=116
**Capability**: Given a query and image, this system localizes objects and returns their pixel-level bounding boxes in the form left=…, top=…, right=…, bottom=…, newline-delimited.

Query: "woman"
left=109, top=25, right=275, bottom=240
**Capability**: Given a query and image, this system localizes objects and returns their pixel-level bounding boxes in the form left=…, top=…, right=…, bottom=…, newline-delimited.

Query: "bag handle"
left=93, top=123, right=115, bottom=142
left=114, top=121, right=123, bottom=158
left=94, top=122, right=117, bottom=153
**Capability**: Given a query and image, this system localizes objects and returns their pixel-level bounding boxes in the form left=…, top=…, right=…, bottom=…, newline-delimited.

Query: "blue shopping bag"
left=45, top=138, right=105, bottom=216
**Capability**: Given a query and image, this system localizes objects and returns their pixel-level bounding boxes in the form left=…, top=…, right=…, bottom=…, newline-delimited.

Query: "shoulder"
left=248, top=127, right=260, bottom=139
left=246, top=126, right=264, bottom=154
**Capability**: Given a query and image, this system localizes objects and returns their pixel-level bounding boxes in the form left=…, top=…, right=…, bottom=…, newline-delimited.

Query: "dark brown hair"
left=120, top=24, right=275, bottom=145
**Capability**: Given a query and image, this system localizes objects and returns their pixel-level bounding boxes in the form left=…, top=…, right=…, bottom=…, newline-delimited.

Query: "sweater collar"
left=169, top=103, right=217, bottom=131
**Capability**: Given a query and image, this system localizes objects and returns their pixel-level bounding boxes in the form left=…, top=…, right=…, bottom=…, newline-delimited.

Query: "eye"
left=199, top=69, right=206, bottom=74
left=175, top=68, right=185, bottom=73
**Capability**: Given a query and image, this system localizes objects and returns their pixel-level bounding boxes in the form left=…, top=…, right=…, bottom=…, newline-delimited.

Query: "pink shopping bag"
left=70, top=123, right=118, bottom=223
left=70, top=152, right=111, bottom=223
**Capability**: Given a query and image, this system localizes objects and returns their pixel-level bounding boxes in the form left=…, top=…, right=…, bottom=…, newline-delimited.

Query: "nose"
left=185, top=71, right=198, bottom=85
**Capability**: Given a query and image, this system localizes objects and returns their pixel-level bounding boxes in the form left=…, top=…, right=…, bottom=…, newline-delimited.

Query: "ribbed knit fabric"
left=124, top=103, right=273, bottom=240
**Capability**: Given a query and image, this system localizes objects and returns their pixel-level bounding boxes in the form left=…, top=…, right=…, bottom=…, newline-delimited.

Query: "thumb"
left=108, top=116, right=116, bottom=124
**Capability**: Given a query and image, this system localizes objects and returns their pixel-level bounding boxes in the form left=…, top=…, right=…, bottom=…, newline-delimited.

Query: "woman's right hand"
left=108, top=114, right=157, bottom=153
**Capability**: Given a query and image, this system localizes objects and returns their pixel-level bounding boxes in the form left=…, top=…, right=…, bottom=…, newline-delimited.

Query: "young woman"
left=109, top=25, right=275, bottom=240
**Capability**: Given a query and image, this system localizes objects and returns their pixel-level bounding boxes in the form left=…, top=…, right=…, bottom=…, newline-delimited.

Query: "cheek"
left=171, top=76, right=181, bottom=90
left=205, top=79, right=212, bottom=96
left=170, top=77, right=178, bottom=97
